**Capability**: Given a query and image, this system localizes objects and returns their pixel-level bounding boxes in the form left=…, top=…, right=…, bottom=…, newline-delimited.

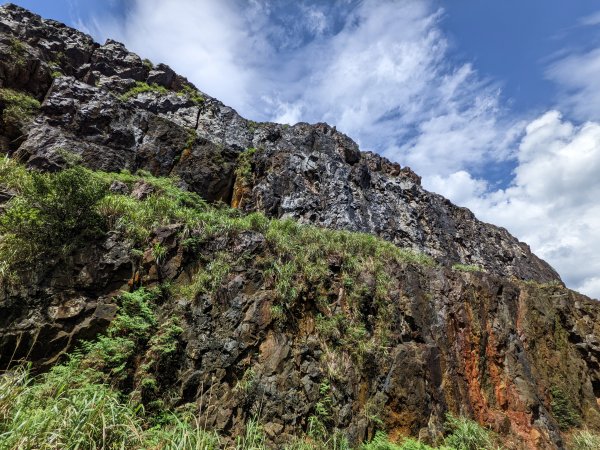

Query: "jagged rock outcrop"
left=0, top=3, right=558, bottom=283
left=1, top=4, right=599, bottom=450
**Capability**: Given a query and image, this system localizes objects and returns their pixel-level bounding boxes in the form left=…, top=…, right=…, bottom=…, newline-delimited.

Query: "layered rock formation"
left=1, top=3, right=599, bottom=450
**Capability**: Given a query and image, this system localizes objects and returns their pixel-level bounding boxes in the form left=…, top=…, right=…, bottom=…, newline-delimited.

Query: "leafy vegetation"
left=8, top=38, right=26, bottom=66
left=178, top=84, right=205, bottom=105
left=0, top=161, right=107, bottom=279
left=0, top=88, right=40, bottom=132
left=235, top=147, right=258, bottom=183
left=142, top=57, right=154, bottom=70
left=443, top=414, right=498, bottom=450
left=551, top=387, right=581, bottom=431
left=118, top=80, right=205, bottom=105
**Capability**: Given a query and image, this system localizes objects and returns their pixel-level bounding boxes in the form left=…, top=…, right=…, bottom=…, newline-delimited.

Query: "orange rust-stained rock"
left=231, top=175, right=250, bottom=209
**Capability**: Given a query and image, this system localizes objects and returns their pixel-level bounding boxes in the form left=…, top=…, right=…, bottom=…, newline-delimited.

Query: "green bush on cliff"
left=0, top=162, right=107, bottom=276
left=178, top=84, right=205, bottom=104
left=81, top=289, right=158, bottom=381
left=551, top=387, right=582, bottom=431
left=443, top=414, right=496, bottom=450
left=0, top=166, right=106, bottom=239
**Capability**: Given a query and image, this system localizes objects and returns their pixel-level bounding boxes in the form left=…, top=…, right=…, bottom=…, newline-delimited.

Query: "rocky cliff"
left=1, top=3, right=599, bottom=450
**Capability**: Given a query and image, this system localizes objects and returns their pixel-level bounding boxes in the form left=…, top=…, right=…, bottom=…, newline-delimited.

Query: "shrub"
left=550, top=387, right=581, bottom=431
left=178, top=84, right=204, bottom=104
left=0, top=166, right=108, bottom=275
left=142, top=58, right=154, bottom=70
left=0, top=166, right=106, bottom=243
left=235, top=147, right=258, bottom=182
left=81, top=288, right=159, bottom=383
left=359, top=432, right=443, bottom=450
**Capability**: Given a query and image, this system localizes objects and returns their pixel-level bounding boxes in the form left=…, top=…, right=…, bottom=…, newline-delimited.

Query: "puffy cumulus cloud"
left=426, top=171, right=488, bottom=207
left=451, top=111, right=600, bottom=299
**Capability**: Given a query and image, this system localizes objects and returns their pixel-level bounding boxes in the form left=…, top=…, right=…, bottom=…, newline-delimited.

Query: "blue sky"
left=9, top=0, right=600, bottom=299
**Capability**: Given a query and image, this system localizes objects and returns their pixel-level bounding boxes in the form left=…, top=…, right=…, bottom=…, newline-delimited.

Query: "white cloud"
left=427, top=171, right=488, bottom=207
left=580, top=10, right=600, bottom=27
left=546, top=47, right=600, bottom=121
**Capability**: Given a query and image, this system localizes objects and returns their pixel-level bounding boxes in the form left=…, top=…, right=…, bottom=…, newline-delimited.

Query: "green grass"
left=178, top=84, right=205, bottom=105
left=570, top=430, right=600, bottom=450
left=0, top=88, right=40, bottom=131
left=0, top=364, right=145, bottom=449
left=119, top=81, right=204, bottom=105
left=0, top=363, right=222, bottom=450
left=443, top=414, right=498, bottom=450
left=8, top=38, right=26, bottom=66
left=119, top=81, right=169, bottom=101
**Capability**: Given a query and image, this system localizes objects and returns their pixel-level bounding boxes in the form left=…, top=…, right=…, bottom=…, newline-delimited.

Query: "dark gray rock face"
left=0, top=3, right=560, bottom=283
left=239, top=123, right=559, bottom=282
left=0, top=232, right=130, bottom=368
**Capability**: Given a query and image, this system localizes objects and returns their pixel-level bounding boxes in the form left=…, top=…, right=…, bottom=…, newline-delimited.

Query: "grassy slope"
left=1, top=157, right=588, bottom=449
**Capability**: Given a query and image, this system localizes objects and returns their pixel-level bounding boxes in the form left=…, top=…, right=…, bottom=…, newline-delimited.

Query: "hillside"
left=1, top=3, right=600, bottom=449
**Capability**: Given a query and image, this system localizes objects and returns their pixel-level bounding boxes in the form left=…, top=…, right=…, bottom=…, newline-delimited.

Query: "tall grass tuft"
left=0, top=364, right=144, bottom=449
left=443, top=414, right=496, bottom=450
left=570, top=429, right=600, bottom=450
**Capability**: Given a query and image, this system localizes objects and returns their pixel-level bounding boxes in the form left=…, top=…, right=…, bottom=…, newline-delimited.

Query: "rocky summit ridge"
left=0, top=3, right=558, bottom=284
left=1, top=3, right=600, bottom=450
